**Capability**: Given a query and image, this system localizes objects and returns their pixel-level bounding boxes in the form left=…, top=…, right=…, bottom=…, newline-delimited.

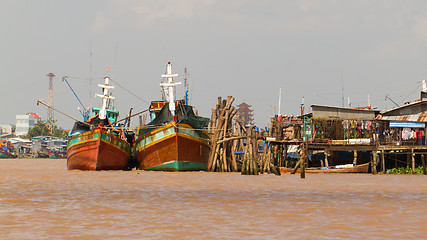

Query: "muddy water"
left=1, top=159, right=427, bottom=239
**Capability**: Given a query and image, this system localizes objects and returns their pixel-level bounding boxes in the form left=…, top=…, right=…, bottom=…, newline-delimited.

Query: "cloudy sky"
left=1, top=0, right=427, bottom=128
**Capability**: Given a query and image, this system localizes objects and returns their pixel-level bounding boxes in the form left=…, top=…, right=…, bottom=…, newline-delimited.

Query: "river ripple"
left=1, top=159, right=427, bottom=239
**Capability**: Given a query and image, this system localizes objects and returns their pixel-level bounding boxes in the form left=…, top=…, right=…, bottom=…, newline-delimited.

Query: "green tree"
left=26, top=121, right=68, bottom=139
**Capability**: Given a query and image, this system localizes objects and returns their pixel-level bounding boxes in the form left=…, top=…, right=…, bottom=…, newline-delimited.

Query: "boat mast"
left=160, top=62, right=181, bottom=116
left=96, top=76, right=115, bottom=120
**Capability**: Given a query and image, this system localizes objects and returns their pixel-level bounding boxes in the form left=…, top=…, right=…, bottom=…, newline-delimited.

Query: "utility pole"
left=47, top=73, right=55, bottom=134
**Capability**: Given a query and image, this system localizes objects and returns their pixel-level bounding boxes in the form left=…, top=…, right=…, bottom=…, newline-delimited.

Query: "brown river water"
left=1, top=159, right=427, bottom=239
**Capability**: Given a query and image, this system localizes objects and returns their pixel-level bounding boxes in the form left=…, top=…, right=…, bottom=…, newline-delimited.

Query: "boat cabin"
left=149, top=100, right=185, bottom=121
left=91, top=108, right=119, bottom=124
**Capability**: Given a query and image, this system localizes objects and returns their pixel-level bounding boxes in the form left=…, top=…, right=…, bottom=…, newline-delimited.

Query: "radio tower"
left=47, top=73, right=55, bottom=134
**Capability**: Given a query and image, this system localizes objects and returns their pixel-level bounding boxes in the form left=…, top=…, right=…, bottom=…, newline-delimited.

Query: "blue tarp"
left=389, top=121, right=425, bottom=128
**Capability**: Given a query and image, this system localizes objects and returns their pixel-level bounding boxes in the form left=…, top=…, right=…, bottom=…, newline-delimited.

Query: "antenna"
left=47, top=73, right=55, bottom=134
left=341, top=69, right=344, bottom=107
left=278, top=88, right=282, bottom=116
left=368, top=92, right=371, bottom=108
left=114, top=42, right=119, bottom=81
left=90, top=45, right=93, bottom=107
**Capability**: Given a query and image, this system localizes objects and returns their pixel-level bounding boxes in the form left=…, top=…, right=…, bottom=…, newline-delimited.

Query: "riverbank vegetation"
left=386, top=167, right=426, bottom=174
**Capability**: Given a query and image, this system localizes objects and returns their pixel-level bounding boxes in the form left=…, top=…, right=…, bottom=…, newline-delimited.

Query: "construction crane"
left=62, top=76, right=90, bottom=121
left=47, top=73, right=55, bottom=134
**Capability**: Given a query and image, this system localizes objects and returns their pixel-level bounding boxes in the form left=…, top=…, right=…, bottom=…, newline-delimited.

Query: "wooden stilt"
left=300, top=143, right=306, bottom=179
left=412, top=149, right=415, bottom=174
left=353, top=150, right=357, bottom=165
left=324, top=150, right=329, bottom=168
left=381, top=150, right=386, bottom=174
left=284, top=144, right=288, bottom=168
left=371, top=150, right=377, bottom=174
left=406, top=152, right=411, bottom=169
left=422, top=154, right=426, bottom=175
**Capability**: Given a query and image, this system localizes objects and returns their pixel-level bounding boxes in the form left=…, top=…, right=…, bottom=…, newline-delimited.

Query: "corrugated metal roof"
left=376, top=111, right=427, bottom=122
left=28, top=112, right=41, bottom=119
left=311, top=104, right=380, bottom=112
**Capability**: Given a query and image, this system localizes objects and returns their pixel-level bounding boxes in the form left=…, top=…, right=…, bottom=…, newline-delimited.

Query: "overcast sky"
left=2, top=0, right=427, bottom=129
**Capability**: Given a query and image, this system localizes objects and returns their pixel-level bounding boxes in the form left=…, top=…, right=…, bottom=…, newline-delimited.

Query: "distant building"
left=0, top=125, right=12, bottom=135
left=15, top=112, right=41, bottom=136
left=309, top=105, right=380, bottom=120
left=236, top=102, right=254, bottom=125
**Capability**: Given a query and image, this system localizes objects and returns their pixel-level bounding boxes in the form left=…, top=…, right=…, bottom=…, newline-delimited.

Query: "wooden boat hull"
left=49, top=152, right=66, bottom=159
left=134, top=123, right=210, bottom=171
left=280, top=162, right=370, bottom=174
left=37, top=152, right=49, bottom=158
left=0, top=148, right=16, bottom=158
left=67, top=128, right=131, bottom=170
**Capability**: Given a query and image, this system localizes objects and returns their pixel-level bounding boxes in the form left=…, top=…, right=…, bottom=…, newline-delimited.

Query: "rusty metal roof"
left=376, top=111, right=427, bottom=122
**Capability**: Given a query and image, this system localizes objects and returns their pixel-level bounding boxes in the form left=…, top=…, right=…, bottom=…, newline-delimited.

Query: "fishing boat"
left=36, top=151, right=49, bottom=158
left=48, top=151, right=66, bottom=159
left=66, top=76, right=132, bottom=170
left=133, top=62, right=210, bottom=171
left=0, top=147, right=16, bottom=158
left=280, top=162, right=370, bottom=174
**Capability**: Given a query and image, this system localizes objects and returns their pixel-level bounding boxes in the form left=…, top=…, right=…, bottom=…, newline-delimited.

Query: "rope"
left=111, top=108, right=150, bottom=125
left=37, top=100, right=91, bottom=127
left=109, top=78, right=150, bottom=104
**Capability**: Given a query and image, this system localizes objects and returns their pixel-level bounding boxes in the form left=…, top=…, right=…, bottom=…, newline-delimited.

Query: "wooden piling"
left=422, top=154, right=427, bottom=175
left=412, top=149, right=415, bottom=174
left=241, top=126, right=259, bottom=175
left=300, top=143, right=306, bottom=179
left=324, top=150, right=329, bottom=168
left=406, top=152, right=410, bottom=169
left=353, top=150, right=357, bottom=165
left=381, top=150, right=386, bottom=174
left=371, top=150, right=377, bottom=174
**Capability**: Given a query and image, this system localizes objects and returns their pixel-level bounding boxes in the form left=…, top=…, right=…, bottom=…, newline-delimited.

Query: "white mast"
left=96, top=76, right=115, bottom=120
left=160, top=62, right=181, bottom=116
